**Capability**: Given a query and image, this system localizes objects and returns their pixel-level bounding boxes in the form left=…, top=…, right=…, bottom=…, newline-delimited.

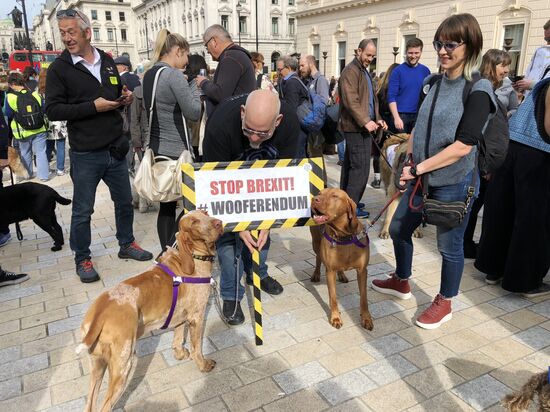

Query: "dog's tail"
left=501, top=371, right=547, bottom=411
left=55, top=193, right=72, bottom=206
left=75, top=317, right=104, bottom=356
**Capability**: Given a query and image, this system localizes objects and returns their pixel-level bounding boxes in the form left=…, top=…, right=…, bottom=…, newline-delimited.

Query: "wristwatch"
left=409, top=165, right=418, bottom=177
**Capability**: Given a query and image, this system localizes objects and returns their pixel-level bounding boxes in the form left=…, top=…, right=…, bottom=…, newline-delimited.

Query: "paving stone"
left=316, top=369, right=377, bottom=405
left=328, top=397, right=372, bottom=412
left=0, top=377, right=21, bottom=401
left=437, top=329, right=490, bottom=354
left=209, top=324, right=255, bottom=350
left=21, top=308, right=68, bottom=329
left=0, top=388, right=51, bottom=411
left=124, top=388, right=189, bottom=412
left=49, top=375, right=89, bottom=406
left=369, top=300, right=405, bottom=319
left=135, top=330, right=174, bottom=357
left=360, top=354, right=419, bottom=386
left=319, top=346, right=375, bottom=376
left=0, top=353, right=49, bottom=380
left=273, top=361, right=332, bottom=394
left=287, top=318, right=341, bottom=342
left=222, top=377, right=283, bottom=411
left=180, top=396, right=228, bottom=412
left=361, top=380, right=422, bottom=411
left=243, top=329, right=297, bottom=357
left=489, top=359, right=542, bottom=391
left=0, top=285, right=42, bottom=303
left=0, top=346, right=21, bottom=366
left=512, top=326, right=550, bottom=351
left=360, top=333, right=412, bottom=359
left=488, top=296, right=533, bottom=312
left=182, top=368, right=242, bottom=405
left=160, top=337, right=216, bottom=367
left=279, top=337, right=334, bottom=367
left=443, top=351, right=502, bottom=380
left=470, top=319, right=519, bottom=341
left=500, top=309, right=547, bottom=330
left=451, top=374, right=511, bottom=411
left=407, top=391, right=476, bottom=412
left=401, top=341, right=456, bottom=369
left=21, top=331, right=75, bottom=358
left=233, top=353, right=290, bottom=385
left=478, top=337, right=534, bottom=365
left=47, top=315, right=84, bottom=335
left=404, top=364, right=464, bottom=398
left=42, top=397, right=86, bottom=412
left=23, top=360, right=81, bottom=393
left=530, top=299, right=550, bottom=318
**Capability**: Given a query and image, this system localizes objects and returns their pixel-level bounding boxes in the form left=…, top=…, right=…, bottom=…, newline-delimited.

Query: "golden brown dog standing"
left=310, top=188, right=374, bottom=330
left=7, top=146, right=30, bottom=179
left=77, top=211, right=223, bottom=412
left=379, top=133, right=422, bottom=239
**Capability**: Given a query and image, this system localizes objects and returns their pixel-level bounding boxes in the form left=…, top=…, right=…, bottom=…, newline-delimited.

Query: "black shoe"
left=223, top=300, right=245, bottom=325
left=463, top=241, right=478, bottom=259
left=245, top=275, right=284, bottom=295
left=485, top=274, right=503, bottom=285
left=76, top=259, right=100, bottom=283
left=118, top=242, right=154, bottom=261
left=371, top=179, right=381, bottom=189
left=337, top=160, right=343, bottom=166
left=0, top=269, right=29, bottom=287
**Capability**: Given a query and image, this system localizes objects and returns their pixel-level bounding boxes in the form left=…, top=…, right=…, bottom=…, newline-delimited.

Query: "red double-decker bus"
left=9, top=50, right=62, bottom=72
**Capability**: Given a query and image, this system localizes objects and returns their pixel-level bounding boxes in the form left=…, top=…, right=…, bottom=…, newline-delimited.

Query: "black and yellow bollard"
left=251, top=230, right=263, bottom=345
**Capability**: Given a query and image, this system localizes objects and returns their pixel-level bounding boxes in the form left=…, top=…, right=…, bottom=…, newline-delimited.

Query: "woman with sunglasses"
left=142, top=29, right=201, bottom=254
left=372, top=13, right=496, bottom=329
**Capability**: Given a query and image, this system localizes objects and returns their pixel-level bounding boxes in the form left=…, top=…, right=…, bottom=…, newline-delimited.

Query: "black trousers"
left=475, top=141, right=550, bottom=292
left=464, top=173, right=488, bottom=246
left=340, top=131, right=371, bottom=206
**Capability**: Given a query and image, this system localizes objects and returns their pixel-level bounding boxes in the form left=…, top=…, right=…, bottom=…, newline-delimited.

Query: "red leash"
left=366, top=189, right=402, bottom=229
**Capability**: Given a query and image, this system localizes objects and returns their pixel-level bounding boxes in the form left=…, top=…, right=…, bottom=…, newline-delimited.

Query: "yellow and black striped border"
left=182, top=158, right=324, bottom=232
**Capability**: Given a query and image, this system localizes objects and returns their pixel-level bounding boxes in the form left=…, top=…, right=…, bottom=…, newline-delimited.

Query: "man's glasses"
left=56, top=9, right=85, bottom=20
left=204, top=37, right=214, bottom=49
left=433, top=40, right=464, bottom=52
left=241, top=118, right=276, bottom=140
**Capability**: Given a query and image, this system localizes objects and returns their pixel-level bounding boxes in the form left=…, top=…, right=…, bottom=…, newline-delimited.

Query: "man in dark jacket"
left=46, top=9, right=152, bottom=283
left=115, top=55, right=141, bottom=92
left=196, top=24, right=255, bottom=115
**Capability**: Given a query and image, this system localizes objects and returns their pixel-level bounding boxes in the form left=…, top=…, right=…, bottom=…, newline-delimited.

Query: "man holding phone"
left=514, top=19, right=550, bottom=95
left=46, top=9, right=153, bottom=283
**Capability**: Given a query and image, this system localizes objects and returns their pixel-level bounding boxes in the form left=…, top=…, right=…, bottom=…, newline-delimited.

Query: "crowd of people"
left=0, top=9, right=549, bottom=333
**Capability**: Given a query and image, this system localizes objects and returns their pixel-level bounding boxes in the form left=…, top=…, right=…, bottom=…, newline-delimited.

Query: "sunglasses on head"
left=433, top=40, right=464, bottom=52
left=56, top=9, right=84, bottom=20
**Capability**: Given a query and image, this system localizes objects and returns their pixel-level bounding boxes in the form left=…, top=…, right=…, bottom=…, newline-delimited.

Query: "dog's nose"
left=313, top=196, right=320, bottom=203
left=212, top=219, right=222, bottom=229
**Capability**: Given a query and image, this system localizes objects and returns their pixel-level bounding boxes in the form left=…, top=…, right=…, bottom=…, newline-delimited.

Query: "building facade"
left=33, top=0, right=138, bottom=64
left=132, top=0, right=298, bottom=70
left=293, top=0, right=549, bottom=78
left=0, top=19, right=15, bottom=55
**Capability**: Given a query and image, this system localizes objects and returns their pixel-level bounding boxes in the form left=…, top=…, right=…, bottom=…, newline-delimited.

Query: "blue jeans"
left=390, top=171, right=478, bottom=298
left=217, top=232, right=270, bottom=301
left=46, top=139, right=66, bottom=171
left=18, top=132, right=49, bottom=180
left=69, top=149, right=135, bottom=264
left=337, top=140, right=345, bottom=162
left=297, top=130, right=307, bottom=158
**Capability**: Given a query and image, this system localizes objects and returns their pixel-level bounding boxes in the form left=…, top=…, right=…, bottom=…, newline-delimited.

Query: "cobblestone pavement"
left=1, top=156, right=549, bottom=412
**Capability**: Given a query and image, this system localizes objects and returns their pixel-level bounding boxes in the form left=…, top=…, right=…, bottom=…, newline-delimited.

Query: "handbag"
left=420, top=79, right=476, bottom=229
left=134, top=66, right=195, bottom=203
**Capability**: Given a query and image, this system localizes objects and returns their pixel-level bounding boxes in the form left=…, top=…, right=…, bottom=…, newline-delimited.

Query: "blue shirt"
left=365, top=70, right=375, bottom=120
left=387, top=63, right=431, bottom=113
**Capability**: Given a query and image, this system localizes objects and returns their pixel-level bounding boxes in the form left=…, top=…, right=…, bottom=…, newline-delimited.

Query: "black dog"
left=0, top=182, right=71, bottom=251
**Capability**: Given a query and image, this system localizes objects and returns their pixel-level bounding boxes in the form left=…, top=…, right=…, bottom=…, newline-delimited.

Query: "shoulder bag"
left=134, top=66, right=195, bottom=203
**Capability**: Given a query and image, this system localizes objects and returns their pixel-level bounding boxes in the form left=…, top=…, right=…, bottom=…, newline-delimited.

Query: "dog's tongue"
left=313, top=214, right=328, bottom=224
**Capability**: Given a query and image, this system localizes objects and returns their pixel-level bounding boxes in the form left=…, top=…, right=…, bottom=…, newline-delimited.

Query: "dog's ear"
left=176, top=229, right=195, bottom=275
left=346, top=197, right=360, bottom=233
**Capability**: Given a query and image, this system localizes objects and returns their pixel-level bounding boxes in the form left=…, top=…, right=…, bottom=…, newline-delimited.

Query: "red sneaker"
left=371, top=273, right=412, bottom=300
left=416, top=294, right=452, bottom=330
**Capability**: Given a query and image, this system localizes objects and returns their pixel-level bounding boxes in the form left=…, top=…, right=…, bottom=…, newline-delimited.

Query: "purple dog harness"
left=323, top=230, right=369, bottom=249
left=156, top=262, right=213, bottom=330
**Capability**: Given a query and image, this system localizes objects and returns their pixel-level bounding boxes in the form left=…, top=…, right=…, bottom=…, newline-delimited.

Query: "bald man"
left=203, top=90, right=300, bottom=324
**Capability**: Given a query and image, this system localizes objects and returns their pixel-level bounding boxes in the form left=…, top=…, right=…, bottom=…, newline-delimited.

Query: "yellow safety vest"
left=6, top=90, right=47, bottom=139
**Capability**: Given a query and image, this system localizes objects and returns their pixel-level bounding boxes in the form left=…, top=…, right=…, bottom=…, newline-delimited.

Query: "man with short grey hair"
left=196, top=24, right=255, bottom=115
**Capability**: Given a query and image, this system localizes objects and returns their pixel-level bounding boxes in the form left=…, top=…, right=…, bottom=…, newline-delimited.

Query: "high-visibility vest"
left=6, top=90, right=47, bottom=139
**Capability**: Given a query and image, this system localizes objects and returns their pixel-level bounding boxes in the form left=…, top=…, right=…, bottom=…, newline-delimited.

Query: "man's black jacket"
left=279, top=73, right=309, bottom=111
left=45, top=48, right=123, bottom=152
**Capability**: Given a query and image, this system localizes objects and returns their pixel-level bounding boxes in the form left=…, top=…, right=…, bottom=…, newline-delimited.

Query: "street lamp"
left=322, top=51, right=328, bottom=76
left=114, top=27, right=119, bottom=56
left=255, top=0, right=258, bottom=52
left=144, top=14, right=150, bottom=59
left=15, top=0, right=33, bottom=69
left=392, top=46, right=399, bottom=63
left=236, top=1, right=242, bottom=46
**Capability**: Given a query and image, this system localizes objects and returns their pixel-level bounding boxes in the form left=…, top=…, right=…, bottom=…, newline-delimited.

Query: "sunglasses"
left=241, top=118, right=276, bottom=140
left=433, top=40, right=464, bottom=52
left=56, top=9, right=85, bottom=20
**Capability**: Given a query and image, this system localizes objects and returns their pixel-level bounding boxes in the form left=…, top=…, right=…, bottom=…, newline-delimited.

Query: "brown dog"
left=502, top=371, right=550, bottom=411
left=77, top=210, right=223, bottom=412
left=379, top=133, right=423, bottom=239
left=310, top=188, right=374, bottom=330
left=7, top=146, right=29, bottom=179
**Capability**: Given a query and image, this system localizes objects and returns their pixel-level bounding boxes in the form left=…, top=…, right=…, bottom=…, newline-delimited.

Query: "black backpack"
left=421, top=74, right=509, bottom=176
left=13, top=90, right=45, bottom=131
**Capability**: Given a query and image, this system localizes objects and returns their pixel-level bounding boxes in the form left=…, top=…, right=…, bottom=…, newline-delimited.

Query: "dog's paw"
left=361, top=314, right=374, bottom=330
left=173, top=347, right=190, bottom=360
left=51, top=244, right=63, bottom=252
left=199, top=358, right=216, bottom=372
left=337, top=271, right=349, bottom=283
left=330, top=316, right=343, bottom=329
left=379, top=230, right=390, bottom=239
left=413, top=229, right=423, bottom=238
left=310, top=271, right=321, bottom=283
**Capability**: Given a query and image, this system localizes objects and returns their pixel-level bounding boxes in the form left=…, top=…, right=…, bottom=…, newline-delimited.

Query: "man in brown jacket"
left=338, top=39, right=387, bottom=217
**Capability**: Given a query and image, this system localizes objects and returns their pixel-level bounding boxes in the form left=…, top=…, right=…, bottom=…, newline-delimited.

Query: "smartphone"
left=114, top=95, right=126, bottom=102
left=199, top=68, right=207, bottom=77
left=511, top=75, right=524, bottom=83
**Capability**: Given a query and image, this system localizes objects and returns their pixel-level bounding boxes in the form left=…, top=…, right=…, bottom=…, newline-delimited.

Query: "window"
left=338, top=41, right=346, bottom=75
left=93, top=28, right=100, bottom=41
left=107, top=28, right=114, bottom=41
left=401, top=34, right=416, bottom=61
left=504, top=24, right=525, bottom=77
left=313, top=44, right=320, bottom=69
left=221, top=15, right=228, bottom=30
left=121, top=28, right=127, bottom=41
left=119, top=12, right=125, bottom=22
left=105, top=11, right=112, bottom=21
left=288, top=0, right=295, bottom=5
left=91, top=10, right=97, bottom=20
left=272, top=0, right=278, bottom=4
left=369, top=38, right=378, bottom=73
left=288, top=18, right=295, bottom=36
left=118, top=0, right=123, bottom=2
left=272, top=17, right=279, bottom=35
left=239, top=16, right=247, bottom=34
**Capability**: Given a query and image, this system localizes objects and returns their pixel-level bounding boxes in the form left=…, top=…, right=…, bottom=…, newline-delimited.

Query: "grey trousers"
left=339, top=131, right=372, bottom=205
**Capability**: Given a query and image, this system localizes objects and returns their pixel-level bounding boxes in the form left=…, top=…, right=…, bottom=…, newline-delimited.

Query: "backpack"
left=321, top=102, right=344, bottom=144
left=13, top=90, right=45, bottom=131
left=534, top=77, right=550, bottom=144
left=287, top=76, right=327, bottom=132
left=421, top=73, right=509, bottom=176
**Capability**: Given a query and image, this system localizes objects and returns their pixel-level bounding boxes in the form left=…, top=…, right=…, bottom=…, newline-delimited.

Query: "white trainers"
left=56, top=170, right=65, bottom=176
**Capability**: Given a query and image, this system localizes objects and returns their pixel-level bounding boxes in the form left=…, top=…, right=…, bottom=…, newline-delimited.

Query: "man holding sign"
left=203, top=90, right=300, bottom=324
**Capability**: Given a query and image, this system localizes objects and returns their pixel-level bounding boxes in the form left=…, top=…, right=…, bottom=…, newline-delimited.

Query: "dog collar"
left=323, top=229, right=369, bottom=249
left=192, top=254, right=216, bottom=262
left=156, top=263, right=213, bottom=330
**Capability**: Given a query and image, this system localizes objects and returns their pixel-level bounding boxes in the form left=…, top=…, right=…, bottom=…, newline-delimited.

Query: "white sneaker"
left=56, top=170, right=65, bottom=176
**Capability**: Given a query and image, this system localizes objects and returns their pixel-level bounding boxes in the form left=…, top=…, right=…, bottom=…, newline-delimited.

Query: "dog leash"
left=366, top=190, right=403, bottom=230
left=8, top=167, right=24, bottom=241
